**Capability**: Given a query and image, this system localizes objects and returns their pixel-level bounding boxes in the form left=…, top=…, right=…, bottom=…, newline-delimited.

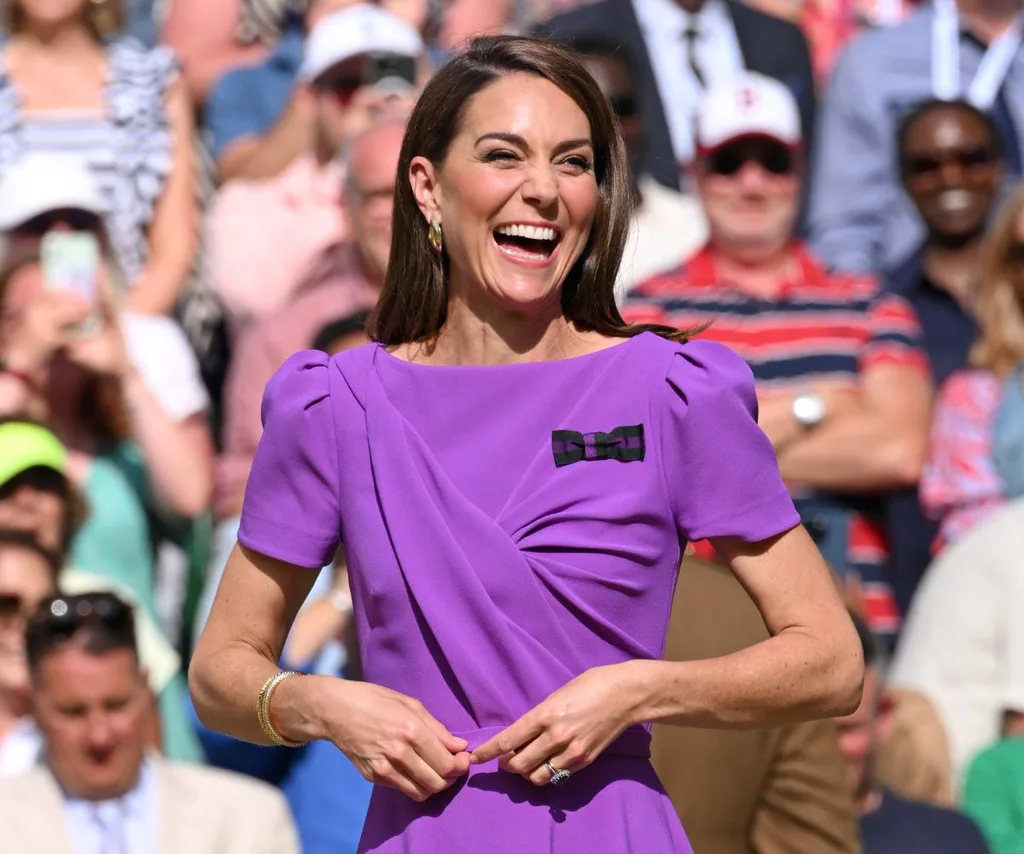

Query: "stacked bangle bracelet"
left=256, top=671, right=307, bottom=747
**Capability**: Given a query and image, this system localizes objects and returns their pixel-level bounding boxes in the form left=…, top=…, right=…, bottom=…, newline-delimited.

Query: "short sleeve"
left=662, top=339, right=800, bottom=543
left=860, top=292, right=930, bottom=375
left=238, top=351, right=342, bottom=569
left=205, top=68, right=269, bottom=160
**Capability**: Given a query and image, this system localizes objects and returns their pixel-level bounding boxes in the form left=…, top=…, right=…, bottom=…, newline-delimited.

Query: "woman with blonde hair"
left=0, top=0, right=195, bottom=315
left=920, top=184, right=1024, bottom=553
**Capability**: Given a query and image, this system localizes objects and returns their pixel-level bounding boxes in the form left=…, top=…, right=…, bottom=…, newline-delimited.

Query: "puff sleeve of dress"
left=238, top=350, right=342, bottom=569
left=662, top=339, right=800, bottom=543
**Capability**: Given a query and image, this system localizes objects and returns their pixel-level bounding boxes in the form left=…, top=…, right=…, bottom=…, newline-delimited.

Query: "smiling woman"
left=189, top=35, right=863, bottom=854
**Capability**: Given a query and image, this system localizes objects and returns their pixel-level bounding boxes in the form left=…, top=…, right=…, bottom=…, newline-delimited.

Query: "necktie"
left=683, top=24, right=706, bottom=88
left=92, top=802, right=127, bottom=854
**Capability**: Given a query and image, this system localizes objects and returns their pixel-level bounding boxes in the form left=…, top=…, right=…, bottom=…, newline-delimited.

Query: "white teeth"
left=936, top=189, right=973, bottom=212
left=495, top=224, right=557, bottom=241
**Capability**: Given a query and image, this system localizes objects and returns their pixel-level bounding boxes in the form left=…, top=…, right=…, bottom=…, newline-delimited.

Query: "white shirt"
left=889, top=497, right=1024, bottom=787
left=63, top=757, right=158, bottom=854
left=632, top=0, right=745, bottom=165
left=122, top=313, right=210, bottom=422
left=615, top=175, right=707, bottom=303
left=0, top=717, right=42, bottom=780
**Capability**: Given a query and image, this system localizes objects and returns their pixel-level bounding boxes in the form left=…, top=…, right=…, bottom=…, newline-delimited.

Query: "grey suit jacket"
left=0, top=759, right=301, bottom=854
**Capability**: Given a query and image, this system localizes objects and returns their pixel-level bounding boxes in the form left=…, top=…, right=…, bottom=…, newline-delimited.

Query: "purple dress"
left=239, top=331, right=799, bottom=853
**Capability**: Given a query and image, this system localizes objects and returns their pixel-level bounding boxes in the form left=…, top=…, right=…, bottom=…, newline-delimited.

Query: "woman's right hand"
left=324, top=680, right=471, bottom=801
left=2, top=292, right=91, bottom=374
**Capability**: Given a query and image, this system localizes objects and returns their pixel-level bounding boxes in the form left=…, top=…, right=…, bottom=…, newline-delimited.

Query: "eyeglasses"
left=707, top=140, right=795, bottom=177
left=901, top=146, right=996, bottom=179
left=26, top=592, right=133, bottom=651
left=608, top=93, right=639, bottom=119
left=0, top=593, right=45, bottom=628
left=13, top=209, right=101, bottom=238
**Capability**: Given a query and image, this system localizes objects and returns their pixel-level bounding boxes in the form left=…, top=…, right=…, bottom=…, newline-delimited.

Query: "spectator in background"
left=312, top=310, right=372, bottom=354
left=838, top=612, right=991, bottom=853
left=652, top=555, right=860, bottom=854
left=0, top=529, right=57, bottom=778
left=207, top=4, right=422, bottom=337
left=0, top=0, right=196, bottom=316
left=919, top=183, right=1024, bottom=553
left=0, top=420, right=200, bottom=763
left=623, top=72, right=931, bottom=638
left=569, top=36, right=707, bottom=298
left=810, top=0, right=1024, bottom=276
left=0, top=591, right=301, bottom=854
left=882, top=99, right=1003, bottom=616
left=536, top=0, right=816, bottom=194
left=212, top=118, right=402, bottom=538
left=964, top=727, right=1024, bottom=854
left=889, top=497, right=1024, bottom=789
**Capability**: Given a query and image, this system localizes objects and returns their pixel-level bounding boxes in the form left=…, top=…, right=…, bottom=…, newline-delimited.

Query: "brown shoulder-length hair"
left=970, top=184, right=1024, bottom=376
left=368, top=35, right=697, bottom=347
left=3, top=0, right=124, bottom=39
left=0, top=248, right=130, bottom=446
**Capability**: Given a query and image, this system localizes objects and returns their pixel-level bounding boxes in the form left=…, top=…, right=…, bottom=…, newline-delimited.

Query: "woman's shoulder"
left=263, top=344, right=378, bottom=417
left=105, top=35, right=179, bottom=89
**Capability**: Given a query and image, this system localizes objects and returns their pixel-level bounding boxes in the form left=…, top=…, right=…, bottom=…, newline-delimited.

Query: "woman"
left=0, top=0, right=195, bottom=315
left=190, top=37, right=862, bottom=853
left=0, top=238, right=212, bottom=616
left=920, top=186, right=1024, bottom=553
left=0, top=528, right=57, bottom=778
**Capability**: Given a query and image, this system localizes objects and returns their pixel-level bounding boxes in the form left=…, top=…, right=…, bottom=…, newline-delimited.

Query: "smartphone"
left=41, top=231, right=101, bottom=334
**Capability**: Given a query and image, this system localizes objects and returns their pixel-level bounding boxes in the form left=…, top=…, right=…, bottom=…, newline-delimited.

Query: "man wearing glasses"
left=0, top=592, right=299, bottom=854
left=622, top=72, right=933, bottom=644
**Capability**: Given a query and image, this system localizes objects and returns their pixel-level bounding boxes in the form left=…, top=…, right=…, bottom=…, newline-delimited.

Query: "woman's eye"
left=483, top=149, right=518, bottom=163
left=562, top=155, right=593, bottom=172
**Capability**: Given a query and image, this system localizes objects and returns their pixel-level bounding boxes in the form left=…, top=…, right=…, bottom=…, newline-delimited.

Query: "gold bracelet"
left=255, top=671, right=307, bottom=747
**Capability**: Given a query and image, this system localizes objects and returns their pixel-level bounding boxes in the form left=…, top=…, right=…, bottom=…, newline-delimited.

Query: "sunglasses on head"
left=0, top=592, right=45, bottom=626
left=707, top=139, right=795, bottom=177
left=14, top=209, right=101, bottom=238
left=26, top=592, right=133, bottom=648
left=901, top=145, right=996, bottom=179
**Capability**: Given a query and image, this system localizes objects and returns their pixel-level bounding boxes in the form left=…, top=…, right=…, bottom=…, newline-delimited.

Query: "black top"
left=861, top=791, right=990, bottom=854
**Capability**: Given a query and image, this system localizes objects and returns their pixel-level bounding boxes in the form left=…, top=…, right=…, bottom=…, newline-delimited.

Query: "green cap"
left=0, top=422, right=68, bottom=488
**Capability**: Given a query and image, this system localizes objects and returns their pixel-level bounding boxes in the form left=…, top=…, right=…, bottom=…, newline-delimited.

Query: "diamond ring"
left=545, top=761, right=571, bottom=786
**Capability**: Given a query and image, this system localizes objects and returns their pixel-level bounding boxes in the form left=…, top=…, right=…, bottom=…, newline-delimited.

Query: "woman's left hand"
left=64, top=297, right=131, bottom=379
left=469, top=662, right=644, bottom=785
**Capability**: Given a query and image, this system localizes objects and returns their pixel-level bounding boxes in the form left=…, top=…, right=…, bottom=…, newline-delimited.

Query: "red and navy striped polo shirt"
left=623, top=243, right=929, bottom=635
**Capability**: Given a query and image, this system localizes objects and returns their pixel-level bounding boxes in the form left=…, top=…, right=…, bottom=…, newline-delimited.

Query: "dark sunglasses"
left=13, top=209, right=101, bottom=238
left=901, top=145, right=996, bottom=179
left=1006, top=242, right=1024, bottom=263
left=0, top=593, right=44, bottom=625
left=26, top=592, right=133, bottom=647
left=708, top=140, right=794, bottom=177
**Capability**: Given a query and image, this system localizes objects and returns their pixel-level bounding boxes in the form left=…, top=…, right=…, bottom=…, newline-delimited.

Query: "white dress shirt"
left=632, top=0, right=745, bottom=165
left=0, top=717, right=42, bottom=780
left=64, top=758, right=158, bottom=854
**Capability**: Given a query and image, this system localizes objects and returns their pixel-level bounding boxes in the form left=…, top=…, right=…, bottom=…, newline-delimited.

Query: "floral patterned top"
left=920, top=369, right=1007, bottom=553
left=0, top=36, right=177, bottom=288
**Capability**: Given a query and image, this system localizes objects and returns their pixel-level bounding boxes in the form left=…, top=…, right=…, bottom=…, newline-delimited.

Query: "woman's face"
left=16, top=0, right=89, bottom=29
left=414, top=73, right=599, bottom=316
left=0, top=543, right=56, bottom=702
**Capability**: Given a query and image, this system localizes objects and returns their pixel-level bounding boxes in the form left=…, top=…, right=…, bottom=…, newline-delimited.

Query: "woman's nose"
left=520, top=165, right=559, bottom=209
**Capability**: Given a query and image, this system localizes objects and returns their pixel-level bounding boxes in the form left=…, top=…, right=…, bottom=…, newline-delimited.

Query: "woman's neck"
left=922, top=238, right=983, bottom=308
left=12, top=23, right=98, bottom=57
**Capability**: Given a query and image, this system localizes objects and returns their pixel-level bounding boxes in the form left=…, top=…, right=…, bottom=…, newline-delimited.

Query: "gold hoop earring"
left=428, top=217, right=443, bottom=253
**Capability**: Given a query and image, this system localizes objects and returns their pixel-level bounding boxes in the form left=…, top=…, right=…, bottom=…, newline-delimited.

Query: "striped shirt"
left=623, top=243, right=928, bottom=634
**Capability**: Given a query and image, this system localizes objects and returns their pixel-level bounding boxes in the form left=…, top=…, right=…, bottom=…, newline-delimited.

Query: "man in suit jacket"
left=651, top=556, right=860, bottom=854
left=0, top=590, right=299, bottom=854
left=537, top=0, right=816, bottom=193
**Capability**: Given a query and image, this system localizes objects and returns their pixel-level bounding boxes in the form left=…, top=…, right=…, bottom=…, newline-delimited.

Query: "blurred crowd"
left=0, top=0, right=1023, bottom=852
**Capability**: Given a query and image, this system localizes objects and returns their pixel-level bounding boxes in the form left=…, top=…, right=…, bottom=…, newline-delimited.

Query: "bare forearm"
left=122, top=372, right=212, bottom=516
left=125, top=259, right=192, bottom=316
left=630, top=629, right=863, bottom=729
left=218, top=107, right=310, bottom=184
left=778, top=410, right=926, bottom=492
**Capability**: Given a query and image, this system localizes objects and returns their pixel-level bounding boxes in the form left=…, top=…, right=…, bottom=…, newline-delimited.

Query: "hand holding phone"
left=40, top=231, right=101, bottom=334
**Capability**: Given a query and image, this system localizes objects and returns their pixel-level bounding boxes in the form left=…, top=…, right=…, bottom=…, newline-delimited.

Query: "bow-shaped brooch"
left=551, top=424, right=646, bottom=468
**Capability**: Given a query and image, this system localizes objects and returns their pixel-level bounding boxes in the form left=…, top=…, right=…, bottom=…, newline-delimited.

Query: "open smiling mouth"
left=492, top=223, right=562, bottom=263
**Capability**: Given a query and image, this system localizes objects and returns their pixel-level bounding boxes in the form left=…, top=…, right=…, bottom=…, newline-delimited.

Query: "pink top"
left=920, top=369, right=1007, bottom=553
left=207, top=154, right=348, bottom=340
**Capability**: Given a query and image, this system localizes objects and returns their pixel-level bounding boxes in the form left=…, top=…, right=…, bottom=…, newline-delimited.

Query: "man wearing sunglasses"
left=623, top=72, right=933, bottom=643
left=0, top=591, right=300, bottom=854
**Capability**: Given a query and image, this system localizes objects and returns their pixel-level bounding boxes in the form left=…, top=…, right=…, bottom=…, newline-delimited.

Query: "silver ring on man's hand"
left=545, top=761, right=572, bottom=786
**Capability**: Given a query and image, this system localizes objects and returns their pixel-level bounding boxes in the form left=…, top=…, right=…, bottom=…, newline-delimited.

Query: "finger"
left=392, top=744, right=456, bottom=797
left=400, top=699, right=468, bottom=753
left=500, top=732, right=554, bottom=776
left=525, top=743, right=590, bottom=788
left=410, top=725, right=472, bottom=782
left=471, top=714, right=543, bottom=764
left=374, top=759, right=431, bottom=803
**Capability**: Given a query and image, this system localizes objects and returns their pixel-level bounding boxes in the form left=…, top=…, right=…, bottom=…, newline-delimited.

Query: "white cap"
left=298, top=4, right=424, bottom=84
left=0, top=152, right=105, bottom=231
left=695, top=71, right=801, bottom=152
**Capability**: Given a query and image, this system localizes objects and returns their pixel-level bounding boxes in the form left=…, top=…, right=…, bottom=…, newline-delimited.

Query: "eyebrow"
left=474, top=132, right=594, bottom=156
